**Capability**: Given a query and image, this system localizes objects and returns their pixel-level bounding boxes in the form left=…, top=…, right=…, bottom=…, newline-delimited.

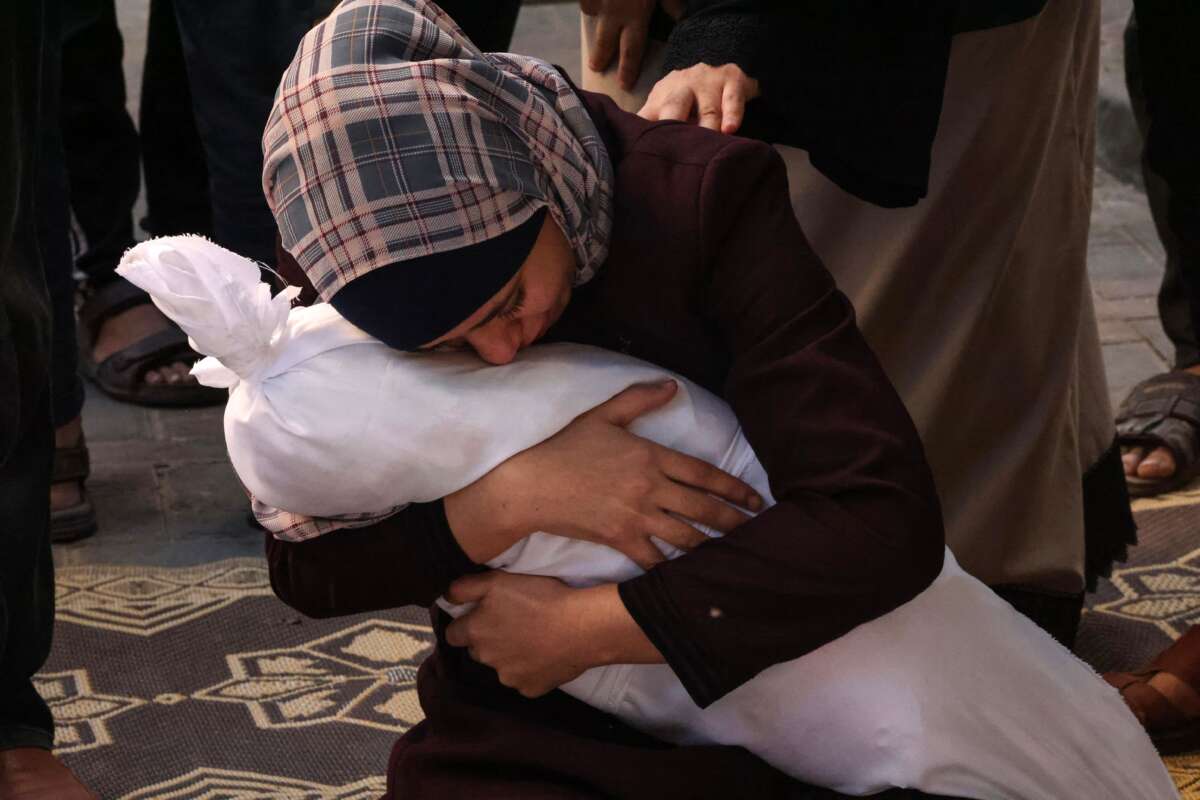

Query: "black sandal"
left=1116, top=370, right=1200, bottom=497
left=51, top=432, right=97, bottom=543
left=77, top=277, right=225, bottom=407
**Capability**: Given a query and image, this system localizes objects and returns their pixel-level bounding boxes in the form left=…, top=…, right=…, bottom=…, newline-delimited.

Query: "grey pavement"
left=66, top=0, right=1169, bottom=568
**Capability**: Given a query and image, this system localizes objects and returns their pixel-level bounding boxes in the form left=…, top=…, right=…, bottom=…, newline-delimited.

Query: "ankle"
left=54, top=417, right=83, bottom=449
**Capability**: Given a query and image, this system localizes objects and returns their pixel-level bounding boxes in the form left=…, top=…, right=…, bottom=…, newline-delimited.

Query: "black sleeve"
left=661, top=0, right=958, bottom=207
left=1134, top=0, right=1200, bottom=201
left=265, top=499, right=483, bottom=618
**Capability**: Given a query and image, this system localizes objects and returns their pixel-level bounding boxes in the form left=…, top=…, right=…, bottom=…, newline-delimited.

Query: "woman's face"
left=418, top=214, right=576, bottom=365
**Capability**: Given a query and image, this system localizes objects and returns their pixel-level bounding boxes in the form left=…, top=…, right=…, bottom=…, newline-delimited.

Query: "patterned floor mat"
left=40, top=487, right=1200, bottom=798
left=41, top=559, right=430, bottom=799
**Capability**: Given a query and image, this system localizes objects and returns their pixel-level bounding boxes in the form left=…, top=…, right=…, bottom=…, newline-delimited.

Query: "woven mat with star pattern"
left=36, top=484, right=1200, bottom=798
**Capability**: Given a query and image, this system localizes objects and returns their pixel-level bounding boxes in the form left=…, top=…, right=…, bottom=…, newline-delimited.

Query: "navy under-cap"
left=330, top=207, right=547, bottom=351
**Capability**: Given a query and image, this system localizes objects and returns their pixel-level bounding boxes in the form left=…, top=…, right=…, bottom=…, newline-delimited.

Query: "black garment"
left=661, top=0, right=1048, bottom=208
left=0, top=400, right=55, bottom=752
left=168, top=0, right=522, bottom=266
left=39, top=5, right=82, bottom=430
left=170, top=0, right=333, bottom=265
left=140, top=0, right=213, bottom=240
left=660, top=0, right=1131, bottom=622
left=60, top=0, right=142, bottom=286
left=1125, top=5, right=1200, bottom=369
left=60, top=0, right=213, bottom=277
left=0, top=0, right=58, bottom=753
left=53, top=0, right=214, bottom=428
left=436, top=0, right=522, bottom=53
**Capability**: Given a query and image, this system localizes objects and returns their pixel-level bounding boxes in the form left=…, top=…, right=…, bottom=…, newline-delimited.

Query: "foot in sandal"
left=50, top=417, right=96, bottom=543
left=77, top=277, right=226, bottom=407
left=1106, top=626, right=1200, bottom=755
left=1117, top=365, right=1200, bottom=497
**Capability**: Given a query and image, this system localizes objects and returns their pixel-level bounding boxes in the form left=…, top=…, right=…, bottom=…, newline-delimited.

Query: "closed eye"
left=421, top=341, right=470, bottom=354
left=498, top=286, right=526, bottom=320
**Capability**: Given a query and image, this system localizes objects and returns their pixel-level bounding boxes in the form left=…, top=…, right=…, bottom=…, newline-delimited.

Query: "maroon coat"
left=268, top=90, right=950, bottom=799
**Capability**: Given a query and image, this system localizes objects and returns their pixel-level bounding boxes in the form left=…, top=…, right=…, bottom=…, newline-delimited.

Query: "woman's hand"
left=445, top=572, right=662, bottom=697
left=445, top=380, right=762, bottom=570
left=638, top=63, right=760, bottom=134
left=581, top=0, right=657, bottom=90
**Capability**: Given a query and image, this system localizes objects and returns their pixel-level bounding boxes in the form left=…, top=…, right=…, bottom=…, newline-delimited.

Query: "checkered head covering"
left=263, top=0, right=614, bottom=341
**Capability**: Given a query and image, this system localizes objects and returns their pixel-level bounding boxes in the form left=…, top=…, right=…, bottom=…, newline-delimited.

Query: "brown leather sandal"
left=1104, top=626, right=1200, bottom=755
left=1116, top=370, right=1200, bottom=497
left=51, top=433, right=97, bottom=543
left=77, top=277, right=225, bottom=407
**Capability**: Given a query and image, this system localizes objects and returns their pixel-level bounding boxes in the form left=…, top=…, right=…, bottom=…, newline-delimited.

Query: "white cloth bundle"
left=118, top=236, right=1177, bottom=799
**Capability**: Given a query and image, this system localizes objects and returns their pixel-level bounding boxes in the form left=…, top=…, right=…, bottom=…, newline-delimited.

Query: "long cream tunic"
left=581, top=0, right=1108, bottom=593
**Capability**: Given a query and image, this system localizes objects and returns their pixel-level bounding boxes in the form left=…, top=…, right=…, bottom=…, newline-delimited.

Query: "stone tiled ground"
left=66, top=0, right=1172, bottom=569
left=1092, top=167, right=1172, bottom=412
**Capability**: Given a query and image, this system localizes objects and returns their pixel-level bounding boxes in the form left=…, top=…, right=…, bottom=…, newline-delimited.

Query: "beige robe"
left=581, top=0, right=1108, bottom=594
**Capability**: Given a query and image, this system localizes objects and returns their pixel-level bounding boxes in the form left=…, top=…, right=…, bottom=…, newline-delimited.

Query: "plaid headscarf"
left=262, top=0, right=613, bottom=304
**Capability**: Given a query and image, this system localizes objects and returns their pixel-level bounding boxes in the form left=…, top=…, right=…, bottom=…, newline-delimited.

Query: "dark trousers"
left=54, top=0, right=332, bottom=426
left=51, top=0, right=215, bottom=429
left=436, top=0, right=522, bottom=52
left=50, top=0, right=522, bottom=428
left=60, top=0, right=141, bottom=286
left=0, top=400, right=55, bottom=752
left=140, top=0, right=213, bottom=239
left=170, top=0, right=338, bottom=265
left=1126, top=4, right=1200, bottom=369
left=168, top=0, right=520, bottom=266
left=42, top=0, right=84, bottom=431
left=0, top=0, right=58, bottom=754
left=61, top=0, right=212, bottom=276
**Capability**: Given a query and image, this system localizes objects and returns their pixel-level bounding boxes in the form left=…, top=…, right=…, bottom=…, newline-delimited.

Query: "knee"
left=264, top=533, right=337, bottom=619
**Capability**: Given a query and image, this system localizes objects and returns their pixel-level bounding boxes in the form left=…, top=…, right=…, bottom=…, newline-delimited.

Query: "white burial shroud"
left=118, top=236, right=1178, bottom=800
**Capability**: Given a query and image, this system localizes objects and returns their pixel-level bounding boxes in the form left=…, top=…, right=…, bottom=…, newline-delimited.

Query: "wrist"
left=444, top=467, right=524, bottom=563
left=567, top=583, right=664, bottom=667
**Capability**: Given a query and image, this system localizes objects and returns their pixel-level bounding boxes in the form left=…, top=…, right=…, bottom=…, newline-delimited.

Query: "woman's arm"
left=264, top=383, right=762, bottom=618
left=614, top=137, right=946, bottom=707
left=440, top=137, right=947, bottom=706
left=264, top=244, right=760, bottom=618
left=265, top=501, right=481, bottom=616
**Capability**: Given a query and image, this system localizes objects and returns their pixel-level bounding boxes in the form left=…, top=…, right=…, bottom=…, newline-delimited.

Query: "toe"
left=1137, top=446, right=1177, bottom=479
left=1122, top=446, right=1145, bottom=477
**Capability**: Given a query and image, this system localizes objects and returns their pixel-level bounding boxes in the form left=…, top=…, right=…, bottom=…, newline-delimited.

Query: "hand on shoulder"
left=638, top=62, right=760, bottom=135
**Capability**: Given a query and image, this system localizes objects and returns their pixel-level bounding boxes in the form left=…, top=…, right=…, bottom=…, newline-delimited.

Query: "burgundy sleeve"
left=265, top=500, right=481, bottom=617
left=617, top=139, right=945, bottom=707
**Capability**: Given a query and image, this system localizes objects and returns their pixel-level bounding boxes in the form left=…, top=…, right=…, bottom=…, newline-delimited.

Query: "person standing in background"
left=582, top=0, right=1128, bottom=646
left=48, top=0, right=526, bottom=541
left=49, top=0, right=227, bottom=545
left=1104, top=0, right=1200, bottom=755
left=1114, top=2, right=1200, bottom=498
left=0, top=0, right=97, bottom=795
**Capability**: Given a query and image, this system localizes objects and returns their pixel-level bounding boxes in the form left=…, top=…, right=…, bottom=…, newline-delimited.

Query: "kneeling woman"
left=258, top=1, right=1169, bottom=798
